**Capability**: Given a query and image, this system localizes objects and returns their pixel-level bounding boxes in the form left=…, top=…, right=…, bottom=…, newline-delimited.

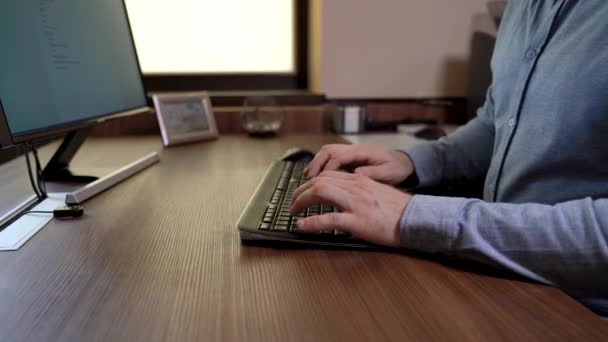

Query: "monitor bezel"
left=0, top=0, right=150, bottom=149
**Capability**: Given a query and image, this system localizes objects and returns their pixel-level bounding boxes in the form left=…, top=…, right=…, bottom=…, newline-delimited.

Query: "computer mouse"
left=280, top=147, right=315, bottom=161
left=414, top=126, right=446, bottom=140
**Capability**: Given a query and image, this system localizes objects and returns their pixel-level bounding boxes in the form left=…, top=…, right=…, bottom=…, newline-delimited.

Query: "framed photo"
left=152, top=92, right=218, bottom=147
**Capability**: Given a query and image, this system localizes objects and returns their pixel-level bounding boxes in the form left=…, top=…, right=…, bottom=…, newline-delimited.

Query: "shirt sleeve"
left=400, top=194, right=608, bottom=298
left=401, top=87, right=496, bottom=188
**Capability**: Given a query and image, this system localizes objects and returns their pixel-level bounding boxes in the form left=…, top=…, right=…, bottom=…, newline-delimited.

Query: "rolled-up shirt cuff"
left=400, top=194, right=468, bottom=253
left=400, top=143, right=442, bottom=188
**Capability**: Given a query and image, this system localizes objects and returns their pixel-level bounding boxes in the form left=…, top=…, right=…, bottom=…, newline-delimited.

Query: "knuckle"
left=323, top=144, right=345, bottom=156
left=309, top=184, right=322, bottom=197
left=320, top=145, right=333, bottom=154
left=353, top=174, right=368, bottom=186
left=311, top=184, right=332, bottom=201
left=319, top=170, right=333, bottom=178
left=352, top=172, right=365, bottom=180
left=310, top=185, right=326, bottom=199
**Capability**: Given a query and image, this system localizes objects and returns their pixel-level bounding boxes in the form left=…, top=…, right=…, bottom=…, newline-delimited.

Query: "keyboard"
left=236, top=148, right=372, bottom=248
left=258, top=158, right=345, bottom=235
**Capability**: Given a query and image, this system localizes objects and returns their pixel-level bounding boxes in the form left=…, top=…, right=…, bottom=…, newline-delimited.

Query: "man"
left=290, top=1, right=608, bottom=315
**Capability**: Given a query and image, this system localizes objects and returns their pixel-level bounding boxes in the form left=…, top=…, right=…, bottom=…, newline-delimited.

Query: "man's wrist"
left=400, top=143, right=442, bottom=188
left=399, top=195, right=469, bottom=253
left=395, top=151, right=419, bottom=188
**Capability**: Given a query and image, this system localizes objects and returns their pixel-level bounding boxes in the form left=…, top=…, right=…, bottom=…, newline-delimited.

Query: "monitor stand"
left=1, top=130, right=160, bottom=248
left=42, top=128, right=98, bottom=183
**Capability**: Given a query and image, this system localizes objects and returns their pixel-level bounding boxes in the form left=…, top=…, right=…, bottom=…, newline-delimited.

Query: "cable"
left=30, top=143, right=47, bottom=197
left=23, top=142, right=48, bottom=200
left=23, top=144, right=42, bottom=199
left=19, top=143, right=84, bottom=220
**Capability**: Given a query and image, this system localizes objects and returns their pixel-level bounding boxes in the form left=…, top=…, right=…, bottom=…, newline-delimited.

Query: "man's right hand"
left=304, top=144, right=415, bottom=185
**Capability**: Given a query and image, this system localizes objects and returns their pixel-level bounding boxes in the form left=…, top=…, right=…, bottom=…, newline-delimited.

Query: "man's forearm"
left=400, top=195, right=608, bottom=298
left=402, top=117, right=495, bottom=188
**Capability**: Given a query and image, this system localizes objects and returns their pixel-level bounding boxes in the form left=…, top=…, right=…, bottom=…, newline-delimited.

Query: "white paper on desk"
left=0, top=193, right=67, bottom=251
left=343, top=106, right=361, bottom=133
left=341, top=133, right=424, bottom=150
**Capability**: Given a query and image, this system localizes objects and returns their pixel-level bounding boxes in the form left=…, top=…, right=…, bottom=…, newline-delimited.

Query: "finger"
left=322, top=158, right=342, bottom=173
left=296, top=213, right=355, bottom=233
left=354, top=165, right=386, bottom=180
left=305, top=150, right=331, bottom=178
left=321, top=147, right=369, bottom=173
left=292, top=179, right=314, bottom=202
left=318, top=170, right=360, bottom=180
left=292, top=173, right=357, bottom=204
left=307, top=145, right=370, bottom=178
left=289, top=181, right=352, bottom=215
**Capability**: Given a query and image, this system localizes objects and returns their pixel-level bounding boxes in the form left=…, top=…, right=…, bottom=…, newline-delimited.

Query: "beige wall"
left=313, top=0, right=492, bottom=98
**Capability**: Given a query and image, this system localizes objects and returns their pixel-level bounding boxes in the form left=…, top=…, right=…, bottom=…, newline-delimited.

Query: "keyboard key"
left=321, top=205, right=334, bottom=214
left=290, top=224, right=304, bottom=233
left=258, top=223, right=270, bottom=230
left=277, top=180, right=288, bottom=190
left=273, top=224, right=288, bottom=232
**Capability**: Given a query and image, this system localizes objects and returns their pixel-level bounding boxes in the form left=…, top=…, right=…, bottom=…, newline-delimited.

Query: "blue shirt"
left=400, top=0, right=608, bottom=314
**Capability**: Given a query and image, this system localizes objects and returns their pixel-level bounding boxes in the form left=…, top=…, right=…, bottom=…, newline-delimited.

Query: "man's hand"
left=289, top=171, right=412, bottom=247
left=304, top=144, right=415, bottom=185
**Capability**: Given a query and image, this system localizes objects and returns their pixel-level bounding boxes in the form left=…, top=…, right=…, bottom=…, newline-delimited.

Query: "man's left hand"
left=289, top=171, right=412, bottom=247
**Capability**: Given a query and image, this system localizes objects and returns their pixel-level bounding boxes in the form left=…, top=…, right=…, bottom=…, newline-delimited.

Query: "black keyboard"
left=258, top=159, right=347, bottom=235
left=236, top=148, right=371, bottom=248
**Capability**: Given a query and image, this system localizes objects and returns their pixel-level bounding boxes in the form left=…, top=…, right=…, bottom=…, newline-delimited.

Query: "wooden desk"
left=0, top=135, right=606, bottom=341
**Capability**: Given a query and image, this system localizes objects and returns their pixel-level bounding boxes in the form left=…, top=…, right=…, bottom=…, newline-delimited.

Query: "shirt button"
left=525, top=49, right=537, bottom=60
left=508, top=118, right=516, bottom=127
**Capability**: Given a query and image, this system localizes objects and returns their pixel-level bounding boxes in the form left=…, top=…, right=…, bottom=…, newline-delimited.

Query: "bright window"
left=125, top=0, right=295, bottom=74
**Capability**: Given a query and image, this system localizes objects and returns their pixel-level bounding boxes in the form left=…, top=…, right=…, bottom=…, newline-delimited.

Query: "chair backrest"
left=487, top=1, right=507, bottom=27
left=465, top=1, right=507, bottom=120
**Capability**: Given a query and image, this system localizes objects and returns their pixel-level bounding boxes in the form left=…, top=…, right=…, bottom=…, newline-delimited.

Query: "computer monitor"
left=0, top=0, right=149, bottom=181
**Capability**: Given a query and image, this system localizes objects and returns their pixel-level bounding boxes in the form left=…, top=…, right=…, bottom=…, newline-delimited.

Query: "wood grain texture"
left=0, top=135, right=606, bottom=342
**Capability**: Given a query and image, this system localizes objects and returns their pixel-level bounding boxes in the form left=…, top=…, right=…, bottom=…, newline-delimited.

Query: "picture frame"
left=152, top=91, right=218, bottom=147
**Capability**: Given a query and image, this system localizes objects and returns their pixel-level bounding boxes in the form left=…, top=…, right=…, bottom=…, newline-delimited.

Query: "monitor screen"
left=0, top=0, right=147, bottom=143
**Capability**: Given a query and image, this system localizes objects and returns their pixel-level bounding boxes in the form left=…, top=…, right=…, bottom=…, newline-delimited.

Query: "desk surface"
left=0, top=135, right=606, bottom=341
